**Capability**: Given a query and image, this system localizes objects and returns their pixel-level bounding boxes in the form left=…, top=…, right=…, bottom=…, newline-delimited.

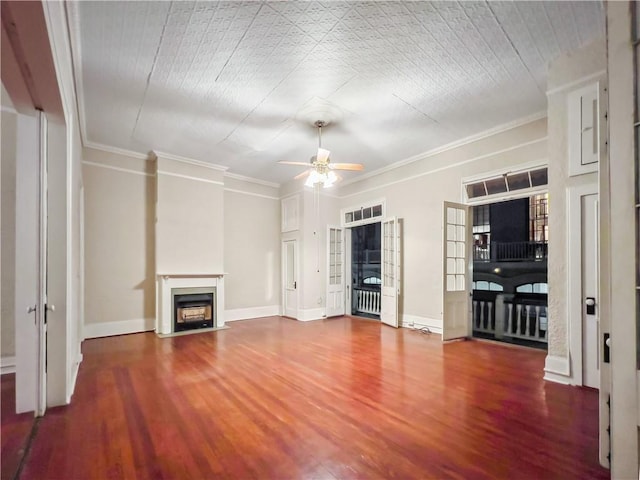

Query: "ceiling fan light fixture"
left=305, top=169, right=323, bottom=187
left=324, top=170, right=337, bottom=188
left=304, top=169, right=337, bottom=188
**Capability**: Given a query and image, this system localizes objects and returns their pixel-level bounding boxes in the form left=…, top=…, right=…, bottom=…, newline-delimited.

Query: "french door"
left=326, top=226, right=345, bottom=317
left=380, top=217, right=400, bottom=328
left=442, top=202, right=471, bottom=341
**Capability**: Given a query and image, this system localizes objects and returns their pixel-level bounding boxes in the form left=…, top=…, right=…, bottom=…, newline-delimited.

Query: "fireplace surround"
left=173, top=288, right=215, bottom=331
left=156, top=274, right=225, bottom=335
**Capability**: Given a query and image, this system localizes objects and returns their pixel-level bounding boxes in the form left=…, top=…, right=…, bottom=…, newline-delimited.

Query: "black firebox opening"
left=173, top=293, right=214, bottom=332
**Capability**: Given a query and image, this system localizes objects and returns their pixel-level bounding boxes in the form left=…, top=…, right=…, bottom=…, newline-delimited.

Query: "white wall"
left=155, top=155, right=225, bottom=275
left=82, top=148, right=155, bottom=336
left=223, top=177, right=280, bottom=318
left=545, top=38, right=606, bottom=381
left=332, top=118, right=548, bottom=331
left=1, top=108, right=17, bottom=365
left=83, top=148, right=283, bottom=334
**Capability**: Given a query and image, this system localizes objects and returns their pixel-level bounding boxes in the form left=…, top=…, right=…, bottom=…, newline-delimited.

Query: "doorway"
left=282, top=240, right=298, bottom=319
left=469, top=194, right=549, bottom=349
left=349, top=223, right=381, bottom=319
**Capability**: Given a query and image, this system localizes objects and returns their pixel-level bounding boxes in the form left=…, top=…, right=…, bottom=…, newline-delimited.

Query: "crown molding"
left=338, top=139, right=548, bottom=199
left=339, top=111, right=547, bottom=188
left=84, top=141, right=149, bottom=160
left=224, top=171, right=280, bottom=189
left=545, top=70, right=606, bottom=96
left=82, top=160, right=155, bottom=177
left=152, top=150, right=228, bottom=172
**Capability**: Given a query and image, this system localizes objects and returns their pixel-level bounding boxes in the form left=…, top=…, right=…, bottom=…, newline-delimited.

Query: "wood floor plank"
left=19, top=316, right=609, bottom=479
left=0, top=373, right=35, bottom=480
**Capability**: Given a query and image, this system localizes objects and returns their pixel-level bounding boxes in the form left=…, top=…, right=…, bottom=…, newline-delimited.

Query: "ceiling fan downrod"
left=314, top=120, right=326, bottom=149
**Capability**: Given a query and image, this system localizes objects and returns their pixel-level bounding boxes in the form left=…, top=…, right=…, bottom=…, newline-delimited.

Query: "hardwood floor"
left=1, top=374, right=35, bottom=480
left=20, top=316, right=608, bottom=479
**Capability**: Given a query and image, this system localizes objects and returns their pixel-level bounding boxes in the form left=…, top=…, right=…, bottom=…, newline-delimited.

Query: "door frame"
left=36, top=110, right=47, bottom=416
left=325, top=225, right=345, bottom=317
left=567, top=182, right=599, bottom=387
left=281, top=239, right=299, bottom=319
left=343, top=220, right=383, bottom=320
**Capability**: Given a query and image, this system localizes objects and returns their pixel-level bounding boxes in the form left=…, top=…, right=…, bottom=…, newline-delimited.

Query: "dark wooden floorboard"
left=20, top=316, right=608, bottom=479
left=1, top=373, right=35, bottom=480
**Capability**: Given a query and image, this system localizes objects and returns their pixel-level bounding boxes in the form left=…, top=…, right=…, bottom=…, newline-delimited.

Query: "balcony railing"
left=353, top=287, right=381, bottom=315
left=472, top=292, right=548, bottom=345
left=473, top=241, right=547, bottom=262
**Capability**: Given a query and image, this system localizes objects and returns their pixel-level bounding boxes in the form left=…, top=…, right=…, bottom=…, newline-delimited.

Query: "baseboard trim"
left=297, top=308, right=325, bottom=322
left=1, top=355, right=16, bottom=375
left=67, top=353, right=83, bottom=403
left=224, top=305, right=281, bottom=322
left=84, top=318, right=155, bottom=339
left=544, top=354, right=571, bottom=384
left=401, top=314, right=443, bottom=334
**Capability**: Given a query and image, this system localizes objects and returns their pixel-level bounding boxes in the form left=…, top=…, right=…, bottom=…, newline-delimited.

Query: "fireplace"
left=157, top=275, right=224, bottom=335
left=172, top=287, right=216, bottom=332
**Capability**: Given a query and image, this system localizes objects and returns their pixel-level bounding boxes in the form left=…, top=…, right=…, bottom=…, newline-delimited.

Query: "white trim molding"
left=1, top=105, right=17, bottom=114
left=340, top=111, right=547, bottom=188
left=297, top=308, right=325, bottom=321
left=157, top=170, right=224, bottom=186
left=83, top=318, right=155, bottom=339
left=82, top=160, right=155, bottom=177
left=224, top=187, right=279, bottom=201
left=546, top=70, right=607, bottom=97
left=567, top=182, right=599, bottom=387
left=153, top=150, right=228, bottom=172
left=544, top=354, right=572, bottom=385
left=401, top=314, right=443, bottom=335
left=225, top=305, right=281, bottom=322
left=1, top=356, right=17, bottom=375
left=339, top=140, right=548, bottom=199
left=83, top=141, right=149, bottom=160
left=224, top=171, right=280, bottom=189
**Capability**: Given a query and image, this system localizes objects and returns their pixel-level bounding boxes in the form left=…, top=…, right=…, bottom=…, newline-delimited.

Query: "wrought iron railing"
left=473, top=241, right=548, bottom=262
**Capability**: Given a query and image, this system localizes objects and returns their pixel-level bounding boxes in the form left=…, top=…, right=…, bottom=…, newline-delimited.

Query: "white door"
left=345, top=228, right=352, bottom=315
left=442, top=202, right=471, bottom=341
left=582, top=194, right=599, bottom=388
left=14, top=111, right=47, bottom=415
left=37, top=111, right=48, bottom=415
left=326, top=226, right=345, bottom=317
left=380, top=217, right=400, bottom=328
left=282, top=240, right=298, bottom=319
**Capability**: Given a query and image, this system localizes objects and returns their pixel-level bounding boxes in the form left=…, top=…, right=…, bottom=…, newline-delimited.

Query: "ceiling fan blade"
left=329, top=163, right=364, bottom=171
left=294, top=170, right=310, bottom=180
left=316, top=148, right=331, bottom=164
left=278, top=161, right=311, bottom=166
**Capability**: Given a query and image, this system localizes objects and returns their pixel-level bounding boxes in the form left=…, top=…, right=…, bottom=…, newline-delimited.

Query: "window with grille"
left=529, top=193, right=549, bottom=243
left=464, top=167, right=548, bottom=202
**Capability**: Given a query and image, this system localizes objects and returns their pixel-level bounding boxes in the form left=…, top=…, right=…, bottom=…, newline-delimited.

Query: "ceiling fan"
left=278, top=120, right=364, bottom=188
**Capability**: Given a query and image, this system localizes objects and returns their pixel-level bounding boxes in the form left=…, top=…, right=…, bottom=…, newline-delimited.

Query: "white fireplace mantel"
left=156, top=274, right=225, bottom=335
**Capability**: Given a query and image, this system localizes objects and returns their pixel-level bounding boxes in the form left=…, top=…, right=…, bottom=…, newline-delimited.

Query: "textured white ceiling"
left=69, top=1, right=604, bottom=185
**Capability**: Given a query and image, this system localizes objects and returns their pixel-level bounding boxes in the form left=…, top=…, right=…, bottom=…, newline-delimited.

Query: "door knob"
left=27, top=305, right=36, bottom=314
left=46, top=304, right=55, bottom=312
left=585, top=297, right=596, bottom=315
